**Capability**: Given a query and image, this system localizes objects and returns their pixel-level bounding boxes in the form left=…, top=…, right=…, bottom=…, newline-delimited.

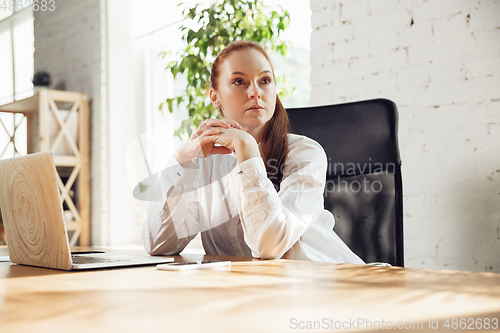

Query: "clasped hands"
left=174, top=119, right=260, bottom=165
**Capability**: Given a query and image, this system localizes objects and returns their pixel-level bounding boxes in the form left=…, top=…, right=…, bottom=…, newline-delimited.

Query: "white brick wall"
left=311, top=0, right=500, bottom=272
left=34, top=0, right=109, bottom=245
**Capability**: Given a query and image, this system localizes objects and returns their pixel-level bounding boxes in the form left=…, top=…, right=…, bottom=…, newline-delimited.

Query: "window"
left=0, top=1, right=33, bottom=158
left=0, top=1, right=34, bottom=104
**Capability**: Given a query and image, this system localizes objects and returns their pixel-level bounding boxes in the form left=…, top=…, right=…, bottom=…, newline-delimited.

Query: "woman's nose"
left=248, top=83, right=261, bottom=100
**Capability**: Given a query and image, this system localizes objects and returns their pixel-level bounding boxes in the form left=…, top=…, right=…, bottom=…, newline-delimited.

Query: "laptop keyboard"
left=71, top=255, right=127, bottom=264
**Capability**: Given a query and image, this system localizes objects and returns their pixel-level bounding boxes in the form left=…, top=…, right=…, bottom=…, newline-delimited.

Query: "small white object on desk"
left=0, top=256, right=10, bottom=262
left=157, top=260, right=230, bottom=271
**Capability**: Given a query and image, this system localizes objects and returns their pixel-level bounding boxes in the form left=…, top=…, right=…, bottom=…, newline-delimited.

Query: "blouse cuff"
left=231, top=156, right=268, bottom=189
left=161, top=155, right=199, bottom=187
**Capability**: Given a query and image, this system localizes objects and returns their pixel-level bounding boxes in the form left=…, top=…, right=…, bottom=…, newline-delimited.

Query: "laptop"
left=0, top=152, right=173, bottom=270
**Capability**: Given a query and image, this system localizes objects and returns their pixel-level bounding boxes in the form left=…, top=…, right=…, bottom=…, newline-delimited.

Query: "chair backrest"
left=286, top=99, right=404, bottom=266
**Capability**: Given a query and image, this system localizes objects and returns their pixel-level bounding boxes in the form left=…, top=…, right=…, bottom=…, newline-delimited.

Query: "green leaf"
left=166, top=60, right=177, bottom=69
left=166, top=98, right=175, bottom=113
left=280, top=42, right=287, bottom=56
left=139, top=182, right=148, bottom=193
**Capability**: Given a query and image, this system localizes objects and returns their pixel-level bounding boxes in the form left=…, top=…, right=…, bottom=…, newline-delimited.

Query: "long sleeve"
left=232, top=137, right=329, bottom=259
left=142, top=155, right=201, bottom=255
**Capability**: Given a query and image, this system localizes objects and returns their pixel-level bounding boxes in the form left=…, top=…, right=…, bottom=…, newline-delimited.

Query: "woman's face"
left=210, top=48, right=277, bottom=140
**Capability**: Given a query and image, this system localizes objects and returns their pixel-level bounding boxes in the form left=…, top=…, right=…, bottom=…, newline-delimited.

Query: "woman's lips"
left=247, top=105, right=264, bottom=111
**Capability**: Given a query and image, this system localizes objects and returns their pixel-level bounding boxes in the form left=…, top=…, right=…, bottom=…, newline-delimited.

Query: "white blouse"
left=142, top=133, right=364, bottom=264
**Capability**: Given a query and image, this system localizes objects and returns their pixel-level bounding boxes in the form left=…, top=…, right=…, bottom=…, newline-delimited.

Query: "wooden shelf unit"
left=0, top=89, right=90, bottom=246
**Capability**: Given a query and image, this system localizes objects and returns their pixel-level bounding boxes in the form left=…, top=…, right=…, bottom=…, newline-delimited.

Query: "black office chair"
left=287, top=99, right=404, bottom=266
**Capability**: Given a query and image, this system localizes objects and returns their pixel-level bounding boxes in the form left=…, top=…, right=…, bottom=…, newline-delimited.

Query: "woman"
left=142, top=40, right=364, bottom=264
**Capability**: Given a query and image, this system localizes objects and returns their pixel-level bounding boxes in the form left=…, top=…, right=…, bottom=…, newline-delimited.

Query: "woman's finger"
left=221, top=119, right=242, bottom=129
left=198, top=128, right=219, bottom=137
left=197, top=135, right=220, bottom=146
left=203, top=119, right=231, bottom=128
left=192, top=119, right=230, bottom=139
left=193, top=134, right=222, bottom=155
left=191, top=125, right=218, bottom=141
left=189, top=130, right=199, bottom=140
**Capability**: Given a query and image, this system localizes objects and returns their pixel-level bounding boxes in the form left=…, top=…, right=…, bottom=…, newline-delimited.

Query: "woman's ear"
left=209, top=89, right=221, bottom=108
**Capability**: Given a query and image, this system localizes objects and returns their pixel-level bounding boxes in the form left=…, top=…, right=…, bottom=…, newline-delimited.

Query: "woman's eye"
left=261, top=77, right=272, bottom=84
left=233, top=79, right=245, bottom=85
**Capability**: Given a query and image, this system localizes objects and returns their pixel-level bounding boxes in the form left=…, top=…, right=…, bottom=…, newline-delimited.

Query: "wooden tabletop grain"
left=0, top=246, right=499, bottom=332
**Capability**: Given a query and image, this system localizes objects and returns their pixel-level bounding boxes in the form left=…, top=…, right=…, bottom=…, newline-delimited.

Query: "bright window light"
left=13, top=13, right=34, bottom=99
left=0, top=29, right=14, bottom=104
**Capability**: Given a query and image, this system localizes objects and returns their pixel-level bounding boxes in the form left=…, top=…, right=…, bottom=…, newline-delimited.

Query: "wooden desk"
left=0, top=246, right=499, bottom=332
